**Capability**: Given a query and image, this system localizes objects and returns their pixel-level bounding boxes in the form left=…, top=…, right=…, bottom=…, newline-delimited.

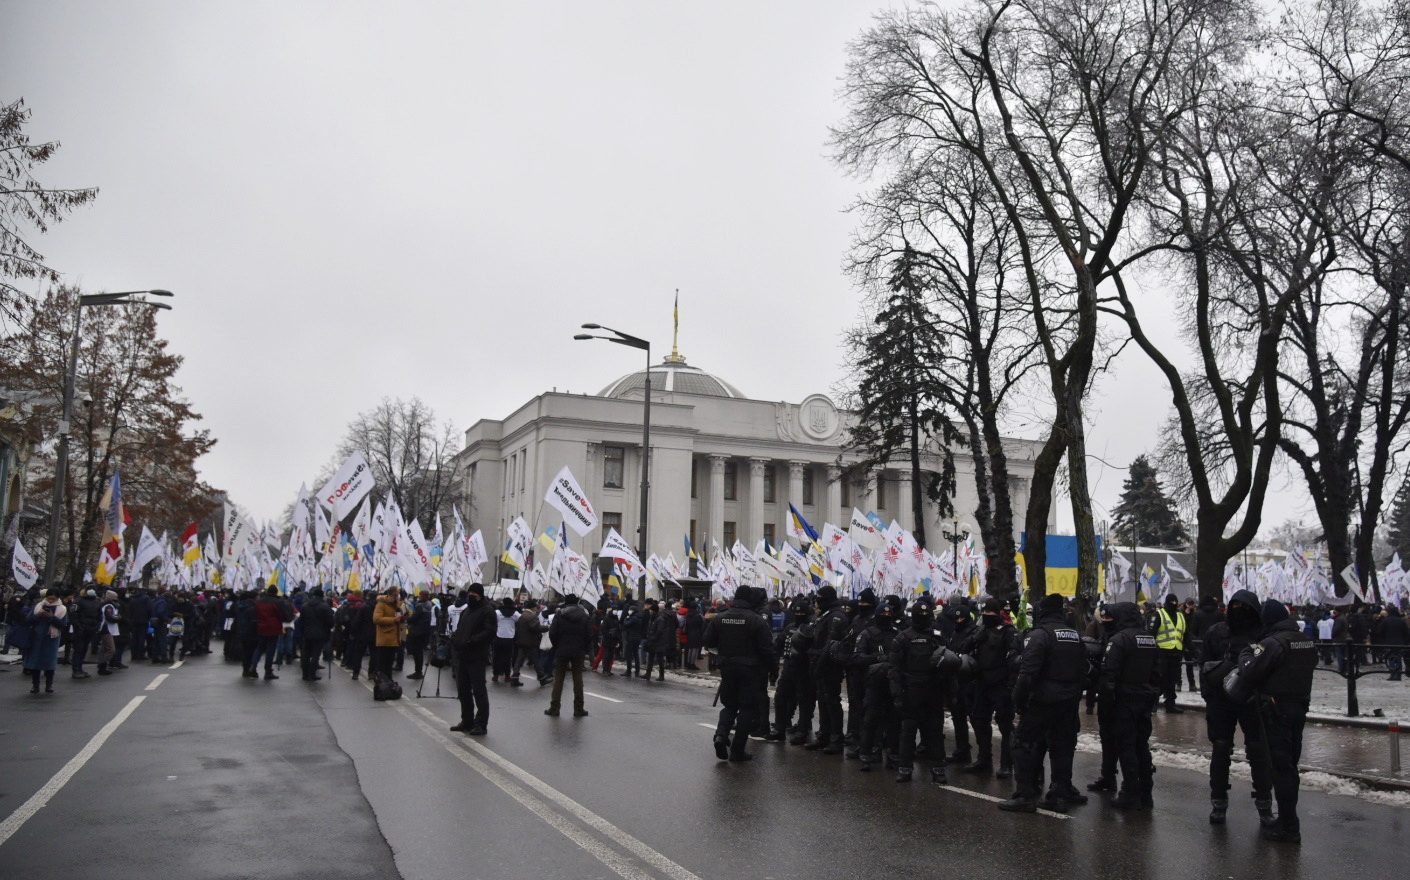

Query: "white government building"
left=454, top=338, right=1055, bottom=576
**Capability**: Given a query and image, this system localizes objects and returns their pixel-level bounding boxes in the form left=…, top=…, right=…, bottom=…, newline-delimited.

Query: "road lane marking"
left=936, top=785, right=1071, bottom=820
left=145, top=674, right=169, bottom=691
left=169, top=660, right=184, bottom=669
left=386, top=688, right=705, bottom=880
left=0, top=695, right=147, bottom=846
left=697, top=723, right=714, bottom=729
left=381, top=692, right=657, bottom=880
left=585, top=692, right=622, bottom=703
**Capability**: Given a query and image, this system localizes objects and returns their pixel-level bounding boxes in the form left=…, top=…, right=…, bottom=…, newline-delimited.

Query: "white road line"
left=393, top=702, right=657, bottom=880
left=584, top=692, right=623, bottom=703
left=396, top=694, right=705, bottom=880
left=697, top=723, right=715, bottom=729
left=0, top=695, right=147, bottom=846
left=168, top=660, right=183, bottom=670
left=145, top=674, right=169, bottom=691
left=936, top=785, right=1071, bottom=820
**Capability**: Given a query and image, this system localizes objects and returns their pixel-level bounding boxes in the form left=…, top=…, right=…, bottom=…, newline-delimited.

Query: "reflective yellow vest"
left=1155, top=608, right=1186, bottom=651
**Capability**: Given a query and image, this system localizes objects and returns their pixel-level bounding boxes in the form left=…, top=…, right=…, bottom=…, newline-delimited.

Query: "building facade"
left=454, top=352, right=1055, bottom=570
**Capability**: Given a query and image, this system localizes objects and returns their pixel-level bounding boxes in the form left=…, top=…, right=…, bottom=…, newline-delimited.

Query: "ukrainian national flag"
left=787, top=504, right=820, bottom=545
left=1016, top=533, right=1104, bottom=598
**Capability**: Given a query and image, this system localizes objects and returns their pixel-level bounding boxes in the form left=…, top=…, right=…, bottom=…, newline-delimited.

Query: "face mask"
left=982, top=613, right=1000, bottom=627
left=466, top=595, right=483, bottom=608
left=1102, top=619, right=1117, bottom=635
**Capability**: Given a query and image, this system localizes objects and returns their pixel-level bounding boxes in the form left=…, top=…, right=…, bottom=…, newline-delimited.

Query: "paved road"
left=1, top=653, right=1406, bottom=880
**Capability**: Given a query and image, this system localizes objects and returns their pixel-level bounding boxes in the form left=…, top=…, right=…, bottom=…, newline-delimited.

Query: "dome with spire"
left=597, top=356, right=746, bottom=400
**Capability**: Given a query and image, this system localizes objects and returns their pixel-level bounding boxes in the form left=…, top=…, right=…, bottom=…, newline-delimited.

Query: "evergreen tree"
left=1110, top=455, right=1189, bottom=548
left=842, top=246, right=961, bottom=550
left=1388, top=479, right=1410, bottom=562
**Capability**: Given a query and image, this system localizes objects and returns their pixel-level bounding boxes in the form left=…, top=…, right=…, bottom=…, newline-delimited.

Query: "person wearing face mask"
left=851, top=595, right=902, bottom=768
left=887, top=598, right=954, bottom=783
left=999, top=593, right=1088, bottom=813
left=956, top=597, right=1018, bottom=778
left=1096, top=602, right=1160, bottom=809
left=1199, top=591, right=1275, bottom=827
left=449, top=583, right=496, bottom=735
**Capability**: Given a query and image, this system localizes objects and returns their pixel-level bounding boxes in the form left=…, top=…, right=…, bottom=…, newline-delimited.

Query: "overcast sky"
left=2, top=1, right=1316, bottom=534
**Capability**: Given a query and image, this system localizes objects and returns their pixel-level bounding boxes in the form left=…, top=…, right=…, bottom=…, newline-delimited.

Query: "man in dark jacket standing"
left=1097, top=602, right=1159, bottom=809
left=71, top=589, right=103, bottom=678
left=1227, top=600, right=1318, bottom=844
left=1199, top=588, right=1274, bottom=825
left=513, top=598, right=546, bottom=686
left=450, top=583, right=496, bottom=735
left=299, top=587, right=335, bottom=682
left=546, top=594, right=592, bottom=717
left=127, top=589, right=152, bottom=662
left=1000, top=594, right=1089, bottom=813
left=644, top=599, right=676, bottom=681
left=702, top=585, right=774, bottom=761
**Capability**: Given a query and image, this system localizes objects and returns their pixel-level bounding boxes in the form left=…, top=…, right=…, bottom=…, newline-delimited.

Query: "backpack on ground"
left=372, top=675, right=402, bottom=702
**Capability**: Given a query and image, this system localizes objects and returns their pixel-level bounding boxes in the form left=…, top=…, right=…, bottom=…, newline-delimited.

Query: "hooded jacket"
left=1099, top=602, right=1159, bottom=700
left=373, top=594, right=403, bottom=647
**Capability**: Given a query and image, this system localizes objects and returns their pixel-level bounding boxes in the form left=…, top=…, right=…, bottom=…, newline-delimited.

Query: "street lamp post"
left=574, top=324, right=652, bottom=578
left=41, top=290, right=173, bottom=589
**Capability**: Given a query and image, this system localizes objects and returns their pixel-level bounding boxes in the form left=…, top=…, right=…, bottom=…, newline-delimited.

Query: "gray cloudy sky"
left=3, top=1, right=1313, bottom=533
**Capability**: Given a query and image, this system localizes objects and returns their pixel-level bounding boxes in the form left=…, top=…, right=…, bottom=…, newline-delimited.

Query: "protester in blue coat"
left=23, top=589, right=68, bottom=693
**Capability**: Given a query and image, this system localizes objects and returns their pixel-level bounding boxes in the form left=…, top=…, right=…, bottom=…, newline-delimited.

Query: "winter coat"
left=24, top=600, right=67, bottom=672
left=301, top=596, right=335, bottom=641
left=549, top=603, right=593, bottom=658
left=373, top=594, right=404, bottom=647
left=683, top=609, right=705, bottom=646
left=1374, top=610, right=1410, bottom=647
left=646, top=609, right=678, bottom=653
left=234, top=598, right=258, bottom=640
left=254, top=596, right=286, bottom=638
left=514, top=611, right=544, bottom=649
left=407, top=600, right=434, bottom=640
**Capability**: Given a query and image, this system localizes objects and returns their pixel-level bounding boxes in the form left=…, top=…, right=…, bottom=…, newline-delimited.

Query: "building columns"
left=708, top=454, right=727, bottom=553
left=826, top=465, right=842, bottom=525
left=787, top=460, right=807, bottom=538
left=748, top=458, right=768, bottom=546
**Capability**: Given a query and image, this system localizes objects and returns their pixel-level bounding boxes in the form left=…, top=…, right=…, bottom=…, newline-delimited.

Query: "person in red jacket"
left=250, top=586, right=288, bottom=680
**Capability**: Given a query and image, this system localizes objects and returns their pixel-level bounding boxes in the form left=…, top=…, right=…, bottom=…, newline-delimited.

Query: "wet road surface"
left=2, top=653, right=1407, bottom=879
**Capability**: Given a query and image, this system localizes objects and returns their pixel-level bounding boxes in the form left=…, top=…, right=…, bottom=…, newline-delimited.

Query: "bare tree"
left=334, top=397, right=461, bottom=531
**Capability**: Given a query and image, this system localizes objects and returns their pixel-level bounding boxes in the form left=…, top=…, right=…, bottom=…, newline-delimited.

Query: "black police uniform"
left=702, top=592, right=775, bottom=761
left=1098, top=602, right=1159, bottom=808
left=1001, top=605, right=1087, bottom=811
left=810, top=592, right=851, bottom=754
left=852, top=603, right=900, bottom=768
left=842, top=598, right=876, bottom=746
left=1199, top=588, right=1273, bottom=824
left=773, top=610, right=818, bottom=744
left=1229, top=601, right=1317, bottom=843
left=956, top=613, right=1018, bottom=776
left=945, top=609, right=978, bottom=764
left=887, top=605, right=949, bottom=782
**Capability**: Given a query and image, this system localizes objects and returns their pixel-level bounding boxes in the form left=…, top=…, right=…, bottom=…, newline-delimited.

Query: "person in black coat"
left=619, top=602, right=648, bottom=679
left=299, top=588, right=335, bottom=681
left=682, top=601, right=706, bottom=670
left=1097, top=602, right=1160, bottom=809
left=545, top=594, right=593, bottom=717
left=702, top=585, right=774, bottom=761
left=1199, top=588, right=1275, bottom=826
left=644, top=599, right=677, bottom=681
left=450, top=583, right=496, bottom=735
left=1372, top=607, right=1409, bottom=680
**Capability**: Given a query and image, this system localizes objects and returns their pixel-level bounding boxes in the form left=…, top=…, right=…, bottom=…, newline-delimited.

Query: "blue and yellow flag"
left=787, top=503, right=820, bottom=545
left=1017, top=533, right=1104, bottom=598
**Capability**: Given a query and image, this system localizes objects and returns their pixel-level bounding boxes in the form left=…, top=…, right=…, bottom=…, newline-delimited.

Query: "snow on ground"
left=1075, top=732, right=1410, bottom=808
left=1306, top=667, right=1409, bottom=718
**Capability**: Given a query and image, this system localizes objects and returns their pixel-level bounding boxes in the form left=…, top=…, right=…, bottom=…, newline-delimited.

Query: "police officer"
left=810, top=586, right=851, bottom=755
left=702, top=585, right=775, bottom=762
left=842, top=588, right=878, bottom=750
left=888, top=598, right=956, bottom=783
left=1098, top=602, right=1159, bottom=809
left=1225, top=600, right=1317, bottom=843
left=999, top=593, right=1088, bottom=813
left=956, top=597, right=1018, bottom=778
left=1200, top=589, right=1274, bottom=826
left=772, top=598, right=818, bottom=745
left=1153, top=594, right=1187, bottom=713
left=852, top=595, right=902, bottom=768
left=944, top=603, right=978, bottom=766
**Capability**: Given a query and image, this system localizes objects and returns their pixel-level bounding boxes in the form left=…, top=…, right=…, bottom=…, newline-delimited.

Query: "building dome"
left=598, top=357, right=746, bottom=400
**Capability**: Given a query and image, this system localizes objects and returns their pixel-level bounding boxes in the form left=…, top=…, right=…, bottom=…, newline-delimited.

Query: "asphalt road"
left=1, top=652, right=1406, bottom=880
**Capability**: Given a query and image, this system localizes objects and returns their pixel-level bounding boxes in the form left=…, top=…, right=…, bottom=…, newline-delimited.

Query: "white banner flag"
left=318, top=451, right=375, bottom=520
left=467, top=529, right=488, bottom=571
left=600, top=527, right=642, bottom=570
left=11, top=538, right=38, bottom=589
left=130, top=526, right=164, bottom=574
left=222, top=505, right=258, bottom=564
left=544, top=466, right=599, bottom=537
left=848, top=508, right=882, bottom=550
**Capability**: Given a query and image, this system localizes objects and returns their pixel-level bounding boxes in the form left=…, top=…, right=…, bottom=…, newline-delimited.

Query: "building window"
left=690, top=519, right=697, bottom=551
left=604, top=445, right=625, bottom=489
left=691, top=459, right=698, bottom=499
left=602, top=511, right=622, bottom=537
left=763, top=523, right=776, bottom=549
left=763, top=464, right=776, bottom=503
left=723, top=521, right=737, bottom=548
left=723, top=460, right=738, bottom=500
left=802, top=466, right=813, bottom=506
left=519, top=450, right=527, bottom=493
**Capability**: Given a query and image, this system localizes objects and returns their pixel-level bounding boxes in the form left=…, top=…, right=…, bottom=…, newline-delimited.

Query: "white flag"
left=11, top=538, right=38, bottom=589
left=318, top=451, right=376, bottom=520
left=1165, top=554, right=1193, bottom=581
left=543, top=466, right=599, bottom=536
left=130, top=526, right=164, bottom=574
left=466, top=529, right=488, bottom=571
left=222, top=505, right=258, bottom=564
left=1340, top=564, right=1366, bottom=601
left=600, top=528, right=642, bottom=570
left=848, top=508, right=883, bottom=550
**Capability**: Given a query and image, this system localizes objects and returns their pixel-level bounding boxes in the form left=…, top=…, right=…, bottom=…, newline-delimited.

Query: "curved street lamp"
left=42, top=289, right=174, bottom=589
left=574, top=323, right=652, bottom=578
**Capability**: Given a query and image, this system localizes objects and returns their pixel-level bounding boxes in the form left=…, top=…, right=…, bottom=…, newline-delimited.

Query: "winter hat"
left=562, top=594, right=580, bottom=605
left=467, top=583, right=484, bottom=597
left=1260, top=599, right=1290, bottom=627
left=734, top=584, right=753, bottom=603
left=1039, top=593, right=1065, bottom=617
left=1164, top=593, right=1178, bottom=608
left=816, top=585, right=838, bottom=603
left=858, top=588, right=878, bottom=606
left=982, top=598, right=1005, bottom=615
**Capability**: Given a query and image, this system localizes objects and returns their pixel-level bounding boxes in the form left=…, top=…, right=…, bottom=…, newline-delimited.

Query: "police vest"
left=1115, top=631, right=1159, bottom=686
left=784, top=623, right=814, bottom=661
left=902, top=629, right=941, bottom=675
left=1261, top=629, right=1317, bottom=700
left=973, top=625, right=1011, bottom=672
left=1042, top=624, right=1087, bottom=683
left=713, top=609, right=763, bottom=665
left=1155, top=609, right=1186, bottom=651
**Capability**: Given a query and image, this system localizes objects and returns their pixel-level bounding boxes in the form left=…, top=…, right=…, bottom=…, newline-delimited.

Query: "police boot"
left=859, top=750, right=875, bottom=771
left=765, top=727, right=786, bottom=743
left=713, top=734, right=730, bottom=761
left=789, top=730, right=811, bottom=747
left=844, top=745, right=861, bottom=759
left=930, top=765, right=948, bottom=785
left=997, top=793, right=1038, bottom=813
left=1110, top=789, right=1144, bottom=810
left=1254, top=798, right=1277, bottom=828
left=1261, top=815, right=1300, bottom=844
left=804, top=734, right=826, bottom=751
left=821, top=736, right=844, bottom=755
left=1038, top=790, right=1070, bottom=813
left=963, top=757, right=993, bottom=775
left=1209, top=798, right=1228, bottom=825
left=945, top=748, right=971, bottom=765
left=895, top=763, right=913, bottom=783
left=995, top=736, right=1014, bottom=779
left=1087, top=776, right=1116, bottom=792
